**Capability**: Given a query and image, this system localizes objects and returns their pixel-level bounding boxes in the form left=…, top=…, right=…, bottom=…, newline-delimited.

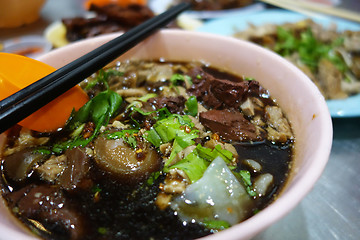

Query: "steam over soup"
left=0, top=60, right=294, bottom=240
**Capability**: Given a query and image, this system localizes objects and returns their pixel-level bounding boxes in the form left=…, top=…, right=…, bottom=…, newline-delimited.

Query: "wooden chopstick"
left=0, top=2, right=191, bottom=134
left=260, top=0, right=360, bottom=23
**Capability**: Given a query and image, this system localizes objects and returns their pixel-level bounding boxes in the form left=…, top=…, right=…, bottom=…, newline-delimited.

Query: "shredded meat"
left=265, top=106, right=293, bottom=143
left=36, top=155, right=67, bottom=183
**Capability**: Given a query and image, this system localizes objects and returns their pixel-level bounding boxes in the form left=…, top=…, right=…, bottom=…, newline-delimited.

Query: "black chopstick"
left=0, top=2, right=191, bottom=134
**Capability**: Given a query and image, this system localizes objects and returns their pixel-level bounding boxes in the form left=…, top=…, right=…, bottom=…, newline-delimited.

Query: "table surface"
left=1, top=0, right=359, bottom=240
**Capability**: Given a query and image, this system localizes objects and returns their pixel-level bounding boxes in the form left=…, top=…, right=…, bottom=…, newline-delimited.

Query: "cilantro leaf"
left=106, top=129, right=138, bottom=149
left=274, top=27, right=348, bottom=73
left=234, top=170, right=257, bottom=197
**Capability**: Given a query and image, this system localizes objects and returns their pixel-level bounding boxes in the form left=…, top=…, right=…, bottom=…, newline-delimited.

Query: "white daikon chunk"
left=171, top=157, right=254, bottom=226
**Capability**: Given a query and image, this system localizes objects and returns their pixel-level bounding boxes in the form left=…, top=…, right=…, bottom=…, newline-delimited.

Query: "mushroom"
left=94, top=136, right=161, bottom=183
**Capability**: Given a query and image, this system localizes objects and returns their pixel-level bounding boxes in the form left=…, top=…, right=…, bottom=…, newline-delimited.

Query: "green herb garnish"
left=170, top=73, right=192, bottom=86
left=169, top=151, right=209, bottom=183
left=97, top=227, right=107, bottom=235
left=275, top=27, right=347, bottom=73
left=237, top=170, right=257, bottom=197
left=106, top=129, right=139, bottom=149
left=184, top=96, right=198, bottom=117
left=146, top=171, right=161, bottom=185
left=145, top=114, right=197, bottom=148
left=201, top=219, right=231, bottom=230
left=51, top=90, right=122, bottom=154
left=168, top=144, right=234, bottom=183
left=85, top=69, right=124, bottom=90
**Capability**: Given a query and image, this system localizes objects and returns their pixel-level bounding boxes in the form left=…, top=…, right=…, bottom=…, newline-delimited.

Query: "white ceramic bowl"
left=0, top=29, right=332, bottom=240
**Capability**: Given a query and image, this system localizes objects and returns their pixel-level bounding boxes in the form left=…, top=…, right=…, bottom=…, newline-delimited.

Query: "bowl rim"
left=0, top=29, right=333, bottom=240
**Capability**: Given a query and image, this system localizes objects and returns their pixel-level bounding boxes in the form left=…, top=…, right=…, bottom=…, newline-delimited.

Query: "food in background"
left=172, top=0, right=254, bottom=11
left=45, top=2, right=154, bottom=48
left=84, top=0, right=148, bottom=9
left=234, top=19, right=360, bottom=100
left=1, top=60, right=294, bottom=240
left=63, top=3, right=154, bottom=42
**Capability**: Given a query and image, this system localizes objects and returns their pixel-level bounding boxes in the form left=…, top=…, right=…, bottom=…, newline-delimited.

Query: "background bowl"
left=0, top=29, right=332, bottom=240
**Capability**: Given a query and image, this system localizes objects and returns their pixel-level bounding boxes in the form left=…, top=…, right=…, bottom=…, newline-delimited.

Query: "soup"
left=0, top=60, right=294, bottom=240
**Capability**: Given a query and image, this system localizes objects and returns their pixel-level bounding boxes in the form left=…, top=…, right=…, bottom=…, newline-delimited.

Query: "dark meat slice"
left=62, top=4, right=154, bottom=42
left=58, top=147, right=92, bottom=191
left=148, top=96, right=186, bottom=114
left=90, top=4, right=154, bottom=26
left=3, top=148, right=46, bottom=182
left=62, top=16, right=116, bottom=42
left=4, top=184, right=84, bottom=240
left=199, top=109, right=262, bottom=141
left=179, top=0, right=253, bottom=11
left=187, top=67, right=267, bottom=109
left=187, top=67, right=243, bottom=109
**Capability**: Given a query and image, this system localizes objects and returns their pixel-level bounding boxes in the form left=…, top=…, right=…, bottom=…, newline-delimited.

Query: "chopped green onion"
left=144, top=114, right=197, bottom=148
left=97, top=227, right=107, bottom=235
left=168, top=144, right=234, bottom=183
left=201, top=219, right=231, bottom=230
left=32, top=148, right=52, bottom=155
left=194, top=144, right=233, bottom=163
left=146, top=171, right=161, bottom=185
left=169, top=152, right=209, bottom=183
left=185, top=96, right=198, bottom=117
left=244, top=77, right=255, bottom=81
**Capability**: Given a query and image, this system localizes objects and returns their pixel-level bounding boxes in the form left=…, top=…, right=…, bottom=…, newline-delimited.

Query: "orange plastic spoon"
left=0, top=53, right=89, bottom=132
